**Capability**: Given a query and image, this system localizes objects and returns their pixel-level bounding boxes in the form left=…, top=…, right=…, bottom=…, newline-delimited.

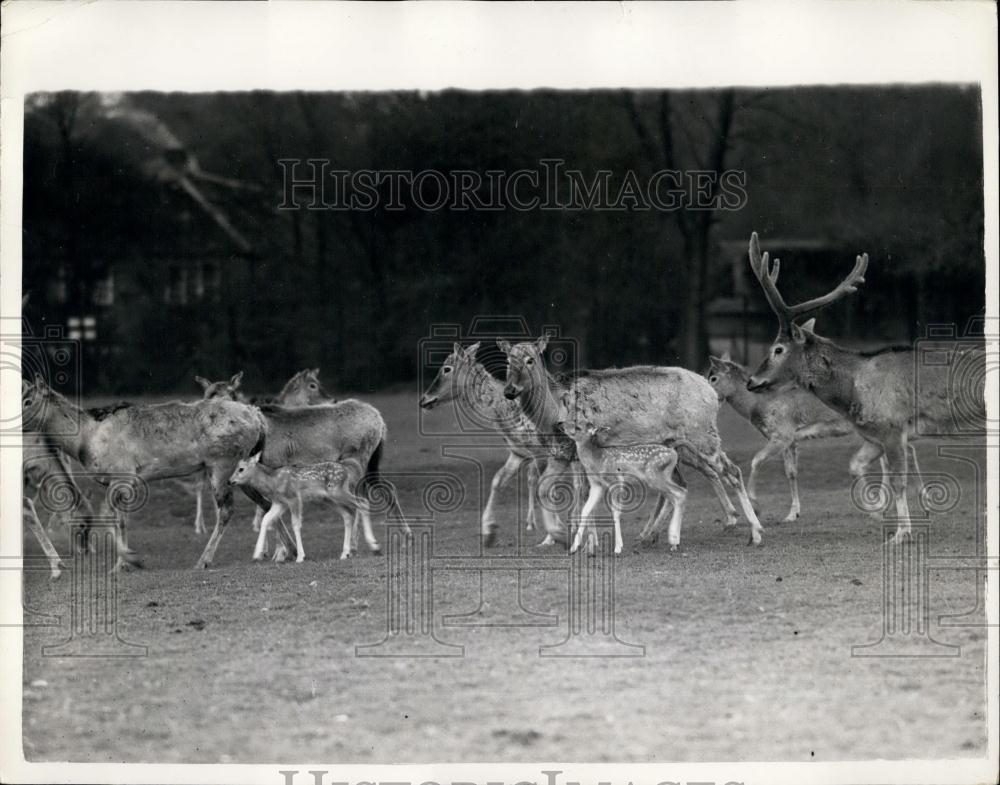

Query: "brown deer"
left=745, top=232, right=985, bottom=542
left=499, top=336, right=764, bottom=547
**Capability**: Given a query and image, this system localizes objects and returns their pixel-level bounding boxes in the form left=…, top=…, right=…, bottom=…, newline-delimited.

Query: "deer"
left=229, top=454, right=385, bottom=562
left=745, top=231, right=986, bottom=542
left=22, top=428, right=97, bottom=579
left=21, top=375, right=268, bottom=569
left=499, top=336, right=765, bottom=548
left=193, top=369, right=397, bottom=561
left=556, top=419, right=689, bottom=555
left=181, top=372, right=247, bottom=535
left=706, top=351, right=927, bottom=522
left=419, top=341, right=562, bottom=546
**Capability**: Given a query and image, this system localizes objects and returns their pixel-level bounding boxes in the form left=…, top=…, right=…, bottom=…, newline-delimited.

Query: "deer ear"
left=799, top=318, right=817, bottom=334
left=790, top=323, right=808, bottom=344
left=33, top=373, right=47, bottom=390
left=465, top=342, right=481, bottom=358
left=230, top=371, right=243, bottom=389
left=496, top=339, right=512, bottom=353
left=536, top=334, right=549, bottom=353
left=195, top=376, right=210, bottom=390
left=453, top=342, right=463, bottom=355
left=720, top=350, right=732, bottom=363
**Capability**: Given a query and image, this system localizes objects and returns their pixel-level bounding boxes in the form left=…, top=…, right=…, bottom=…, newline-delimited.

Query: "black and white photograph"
left=1, top=3, right=997, bottom=784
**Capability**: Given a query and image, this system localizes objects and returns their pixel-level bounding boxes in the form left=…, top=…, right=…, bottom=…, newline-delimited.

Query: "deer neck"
left=797, top=340, right=862, bottom=416
left=35, top=397, right=94, bottom=465
left=721, top=368, right=760, bottom=418
left=520, top=369, right=564, bottom=432
left=461, top=362, right=512, bottom=421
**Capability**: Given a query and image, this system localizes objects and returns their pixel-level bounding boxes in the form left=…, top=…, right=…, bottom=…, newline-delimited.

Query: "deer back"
left=564, top=366, right=721, bottom=454
left=257, top=399, right=386, bottom=467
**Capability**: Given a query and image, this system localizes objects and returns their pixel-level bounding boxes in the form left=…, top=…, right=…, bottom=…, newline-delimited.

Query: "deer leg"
left=291, top=495, right=306, bottom=563
left=194, top=466, right=241, bottom=569
left=239, top=484, right=296, bottom=560
left=748, top=437, right=787, bottom=514
left=883, top=436, right=912, bottom=543
left=24, top=498, right=64, bottom=579
left=849, top=439, right=888, bottom=519
left=663, top=479, right=688, bottom=550
left=481, top=452, right=524, bottom=545
left=699, top=466, right=740, bottom=528
left=782, top=443, right=801, bottom=522
left=608, top=488, right=624, bottom=556
left=105, top=478, right=143, bottom=570
left=525, top=459, right=541, bottom=532
left=535, top=459, right=571, bottom=546
left=354, top=498, right=380, bottom=554
left=908, top=444, right=928, bottom=512
left=193, top=476, right=206, bottom=535
left=637, top=495, right=667, bottom=545
left=712, top=451, right=764, bottom=545
left=571, top=483, right=604, bottom=555
left=253, top=501, right=286, bottom=561
left=337, top=504, right=355, bottom=560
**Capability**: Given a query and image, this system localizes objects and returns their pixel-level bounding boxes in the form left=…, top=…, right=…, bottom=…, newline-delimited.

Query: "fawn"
left=228, top=454, right=379, bottom=562
left=557, top=420, right=688, bottom=555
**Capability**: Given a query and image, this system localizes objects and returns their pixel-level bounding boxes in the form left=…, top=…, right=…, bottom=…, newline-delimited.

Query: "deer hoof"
left=747, top=534, right=763, bottom=547
left=482, top=530, right=498, bottom=548
left=639, top=533, right=659, bottom=549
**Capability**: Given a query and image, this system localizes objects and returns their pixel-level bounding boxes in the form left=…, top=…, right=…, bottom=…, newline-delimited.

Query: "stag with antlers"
left=745, top=232, right=986, bottom=542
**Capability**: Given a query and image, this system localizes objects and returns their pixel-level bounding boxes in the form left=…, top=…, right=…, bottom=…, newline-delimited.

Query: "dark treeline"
left=22, top=87, right=984, bottom=395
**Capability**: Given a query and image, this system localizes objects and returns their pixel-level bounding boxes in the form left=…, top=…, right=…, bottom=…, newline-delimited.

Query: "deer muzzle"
left=503, top=383, right=521, bottom=400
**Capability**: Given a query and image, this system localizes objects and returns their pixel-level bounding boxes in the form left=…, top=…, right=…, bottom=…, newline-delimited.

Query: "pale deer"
left=499, top=336, right=764, bottom=547
left=557, top=420, right=688, bottom=555
left=745, top=232, right=985, bottom=542
left=229, top=454, right=382, bottom=562
left=706, top=351, right=926, bottom=522
left=22, top=428, right=96, bottom=579
left=22, top=375, right=268, bottom=569
left=419, top=341, right=553, bottom=545
left=187, top=372, right=245, bottom=534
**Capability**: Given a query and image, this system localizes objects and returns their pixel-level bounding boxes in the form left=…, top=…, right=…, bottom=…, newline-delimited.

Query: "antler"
left=748, top=232, right=868, bottom=333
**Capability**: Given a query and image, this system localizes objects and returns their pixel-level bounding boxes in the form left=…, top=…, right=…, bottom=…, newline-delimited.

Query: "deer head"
left=419, top=342, right=480, bottom=409
left=704, top=352, right=745, bottom=401
left=279, top=368, right=333, bottom=406
left=746, top=232, right=867, bottom=392
left=498, top=335, right=548, bottom=401
left=196, top=371, right=243, bottom=401
left=228, top=451, right=261, bottom=485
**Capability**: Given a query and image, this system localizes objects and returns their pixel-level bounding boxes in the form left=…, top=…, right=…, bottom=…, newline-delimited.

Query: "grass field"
left=20, top=392, right=989, bottom=763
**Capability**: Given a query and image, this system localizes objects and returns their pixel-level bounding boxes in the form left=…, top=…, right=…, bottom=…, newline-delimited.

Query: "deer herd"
left=20, top=233, right=986, bottom=577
